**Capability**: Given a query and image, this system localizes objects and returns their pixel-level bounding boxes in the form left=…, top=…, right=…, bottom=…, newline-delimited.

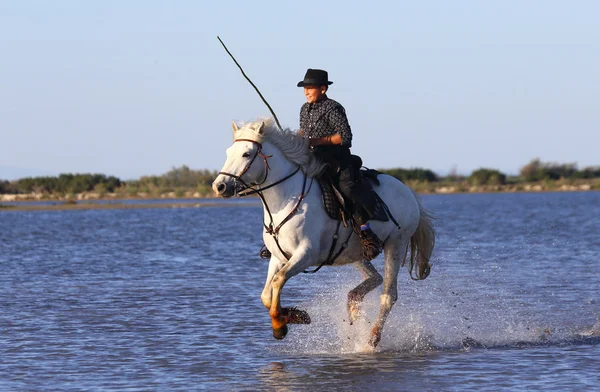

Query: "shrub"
left=573, top=166, right=600, bottom=179
left=128, top=166, right=218, bottom=191
left=379, top=168, right=439, bottom=182
left=468, top=168, right=507, bottom=186
left=520, top=159, right=578, bottom=181
left=14, top=173, right=121, bottom=194
left=0, top=180, right=10, bottom=194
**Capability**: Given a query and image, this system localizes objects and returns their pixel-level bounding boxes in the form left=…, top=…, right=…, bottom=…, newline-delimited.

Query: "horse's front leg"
left=269, top=245, right=312, bottom=339
left=260, top=256, right=284, bottom=310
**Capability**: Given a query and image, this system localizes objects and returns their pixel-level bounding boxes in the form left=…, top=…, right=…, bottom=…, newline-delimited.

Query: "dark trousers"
left=314, top=146, right=377, bottom=225
left=338, top=166, right=378, bottom=225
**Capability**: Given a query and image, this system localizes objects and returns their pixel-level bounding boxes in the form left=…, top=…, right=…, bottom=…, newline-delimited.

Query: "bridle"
left=217, top=138, right=312, bottom=260
left=218, top=139, right=302, bottom=196
left=218, top=139, right=273, bottom=194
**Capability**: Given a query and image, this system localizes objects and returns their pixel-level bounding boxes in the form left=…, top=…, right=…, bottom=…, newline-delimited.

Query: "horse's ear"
left=256, top=121, right=265, bottom=135
left=232, top=121, right=239, bottom=134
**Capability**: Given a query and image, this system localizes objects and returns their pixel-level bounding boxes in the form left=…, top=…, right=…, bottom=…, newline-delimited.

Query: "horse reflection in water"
left=212, top=119, right=435, bottom=348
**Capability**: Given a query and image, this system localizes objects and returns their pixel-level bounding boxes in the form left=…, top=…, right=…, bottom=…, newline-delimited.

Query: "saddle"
left=318, top=155, right=390, bottom=224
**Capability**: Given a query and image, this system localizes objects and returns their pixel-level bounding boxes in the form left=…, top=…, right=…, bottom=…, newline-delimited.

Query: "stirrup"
left=259, top=244, right=271, bottom=260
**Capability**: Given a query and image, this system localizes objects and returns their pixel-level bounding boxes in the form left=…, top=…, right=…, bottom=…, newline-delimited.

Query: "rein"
left=239, top=166, right=300, bottom=196
left=218, top=139, right=313, bottom=261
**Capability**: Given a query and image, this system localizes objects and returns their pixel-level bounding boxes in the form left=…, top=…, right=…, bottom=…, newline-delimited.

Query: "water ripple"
left=1, top=193, right=599, bottom=390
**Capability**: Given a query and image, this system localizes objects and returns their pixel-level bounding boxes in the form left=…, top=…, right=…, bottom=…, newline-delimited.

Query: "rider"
left=297, top=68, right=382, bottom=260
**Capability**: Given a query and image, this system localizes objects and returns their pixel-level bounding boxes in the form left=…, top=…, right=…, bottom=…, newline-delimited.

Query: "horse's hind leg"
left=347, top=261, right=383, bottom=324
left=369, top=236, right=409, bottom=348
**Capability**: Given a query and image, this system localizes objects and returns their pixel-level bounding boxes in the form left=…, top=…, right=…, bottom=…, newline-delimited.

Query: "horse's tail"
left=407, top=193, right=435, bottom=280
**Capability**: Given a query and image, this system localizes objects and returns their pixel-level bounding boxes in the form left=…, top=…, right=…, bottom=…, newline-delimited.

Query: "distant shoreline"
left=3, top=162, right=598, bottom=207
left=1, top=178, right=598, bottom=204
left=1, top=186, right=597, bottom=212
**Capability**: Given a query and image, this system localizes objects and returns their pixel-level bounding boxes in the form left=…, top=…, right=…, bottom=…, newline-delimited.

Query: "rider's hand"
left=308, top=134, right=342, bottom=147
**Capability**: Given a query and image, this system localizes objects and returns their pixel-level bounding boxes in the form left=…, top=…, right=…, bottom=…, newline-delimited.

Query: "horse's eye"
left=242, top=152, right=251, bottom=158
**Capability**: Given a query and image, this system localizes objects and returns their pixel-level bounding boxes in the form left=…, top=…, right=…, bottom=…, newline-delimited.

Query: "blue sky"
left=1, top=1, right=598, bottom=180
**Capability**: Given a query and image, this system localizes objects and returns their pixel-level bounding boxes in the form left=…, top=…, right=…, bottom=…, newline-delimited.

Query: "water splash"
left=272, top=269, right=599, bottom=355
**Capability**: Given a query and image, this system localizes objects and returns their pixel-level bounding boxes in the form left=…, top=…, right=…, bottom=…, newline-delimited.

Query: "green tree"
left=13, top=173, right=122, bottom=194
left=0, top=180, right=9, bottom=194
left=520, top=158, right=543, bottom=181
left=125, top=166, right=217, bottom=196
left=520, top=159, right=578, bottom=181
left=379, top=168, right=439, bottom=182
left=468, top=168, right=507, bottom=185
left=574, top=166, right=600, bottom=179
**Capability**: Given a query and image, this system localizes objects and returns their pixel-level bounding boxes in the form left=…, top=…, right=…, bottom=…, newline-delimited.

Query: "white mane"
left=239, top=119, right=328, bottom=178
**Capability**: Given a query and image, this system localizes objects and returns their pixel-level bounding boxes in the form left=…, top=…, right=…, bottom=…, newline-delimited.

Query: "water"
left=0, top=192, right=599, bottom=391
left=1, top=197, right=260, bottom=207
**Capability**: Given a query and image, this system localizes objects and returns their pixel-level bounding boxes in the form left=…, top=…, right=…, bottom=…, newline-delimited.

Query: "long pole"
left=217, top=36, right=284, bottom=132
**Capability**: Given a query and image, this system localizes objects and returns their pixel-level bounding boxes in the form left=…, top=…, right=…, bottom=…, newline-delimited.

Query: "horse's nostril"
left=217, top=183, right=226, bottom=194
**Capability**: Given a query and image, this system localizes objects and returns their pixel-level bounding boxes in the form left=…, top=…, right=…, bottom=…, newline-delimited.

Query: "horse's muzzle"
left=212, top=178, right=235, bottom=198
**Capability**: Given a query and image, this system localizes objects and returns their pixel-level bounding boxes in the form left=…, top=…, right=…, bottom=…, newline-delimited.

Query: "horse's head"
left=212, top=121, right=269, bottom=198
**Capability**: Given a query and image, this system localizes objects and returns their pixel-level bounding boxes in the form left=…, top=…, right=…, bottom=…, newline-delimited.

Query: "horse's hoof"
left=369, top=327, right=381, bottom=348
left=368, top=335, right=380, bottom=348
left=272, top=324, right=288, bottom=340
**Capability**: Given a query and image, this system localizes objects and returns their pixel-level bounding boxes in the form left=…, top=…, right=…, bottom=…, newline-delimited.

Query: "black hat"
left=297, top=69, right=333, bottom=87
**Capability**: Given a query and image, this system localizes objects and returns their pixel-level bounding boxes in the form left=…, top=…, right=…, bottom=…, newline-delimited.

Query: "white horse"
left=212, top=119, right=435, bottom=348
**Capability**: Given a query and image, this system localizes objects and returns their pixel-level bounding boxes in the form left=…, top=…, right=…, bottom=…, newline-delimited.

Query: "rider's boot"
left=356, top=212, right=382, bottom=261
left=350, top=180, right=384, bottom=260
